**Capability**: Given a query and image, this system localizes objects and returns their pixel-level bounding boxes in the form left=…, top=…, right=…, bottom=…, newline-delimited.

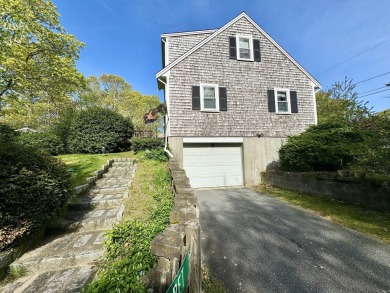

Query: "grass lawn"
left=57, top=151, right=133, bottom=186
left=256, top=184, right=390, bottom=243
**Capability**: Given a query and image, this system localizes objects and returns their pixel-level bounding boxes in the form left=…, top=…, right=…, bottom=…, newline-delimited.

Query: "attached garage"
left=183, top=143, right=243, bottom=188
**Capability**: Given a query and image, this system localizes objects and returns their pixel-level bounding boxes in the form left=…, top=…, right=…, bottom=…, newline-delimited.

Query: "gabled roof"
left=156, top=12, right=321, bottom=88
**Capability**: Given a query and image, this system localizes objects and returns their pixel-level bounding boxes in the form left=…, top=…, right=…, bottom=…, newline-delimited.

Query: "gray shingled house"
left=156, top=12, right=321, bottom=188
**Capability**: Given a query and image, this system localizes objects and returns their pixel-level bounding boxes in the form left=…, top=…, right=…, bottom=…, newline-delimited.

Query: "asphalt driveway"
left=197, top=187, right=390, bottom=293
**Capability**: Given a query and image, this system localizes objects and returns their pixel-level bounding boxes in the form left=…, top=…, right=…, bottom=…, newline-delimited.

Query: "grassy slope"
left=58, top=151, right=133, bottom=186
left=256, top=185, right=390, bottom=243
left=87, top=154, right=174, bottom=292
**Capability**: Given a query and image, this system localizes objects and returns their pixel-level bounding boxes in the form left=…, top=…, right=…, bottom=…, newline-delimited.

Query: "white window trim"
left=200, top=83, right=219, bottom=112
left=274, top=88, right=291, bottom=114
left=236, top=35, right=254, bottom=61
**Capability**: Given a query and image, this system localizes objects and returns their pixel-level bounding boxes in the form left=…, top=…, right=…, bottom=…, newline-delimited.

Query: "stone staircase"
left=0, top=158, right=135, bottom=293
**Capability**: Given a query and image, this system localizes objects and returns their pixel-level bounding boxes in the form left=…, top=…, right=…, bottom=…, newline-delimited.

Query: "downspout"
left=158, top=77, right=173, bottom=158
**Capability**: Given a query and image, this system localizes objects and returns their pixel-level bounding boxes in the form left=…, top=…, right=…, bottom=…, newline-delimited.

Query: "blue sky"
left=53, top=0, right=390, bottom=112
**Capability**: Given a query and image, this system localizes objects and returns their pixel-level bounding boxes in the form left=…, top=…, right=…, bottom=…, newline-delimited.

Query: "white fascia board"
left=183, top=137, right=244, bottom=143
left=156, top=12, right=322, bottom=89
left=161, top=29, right=217, bottom=38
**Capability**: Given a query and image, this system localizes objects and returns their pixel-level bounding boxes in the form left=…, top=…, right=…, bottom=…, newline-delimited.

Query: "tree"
left=316, top=77, right=373, bottom=125
left=0, top=0, right=85, bottom=107
left=75, top=74, right=161, bottom=131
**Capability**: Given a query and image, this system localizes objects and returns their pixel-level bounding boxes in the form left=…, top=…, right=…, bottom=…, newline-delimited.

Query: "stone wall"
left=144, top=158, right=201, bottom=292
left=261, top=171, right=390, bottom=211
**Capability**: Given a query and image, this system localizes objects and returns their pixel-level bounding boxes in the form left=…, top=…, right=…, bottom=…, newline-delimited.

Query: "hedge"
left=279, top=123, right=365, bottom=172
left=0, top=142, right=72, bottom=250
left=68, top=107, right=133, bottom=154
left=18, top=132, right=65, bottom=155
left=130, top=137, right=163, bottom=153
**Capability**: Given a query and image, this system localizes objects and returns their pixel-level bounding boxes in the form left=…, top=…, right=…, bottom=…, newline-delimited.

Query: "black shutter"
left=290, top=91, right=298, bottom=113
left=267, top=90, right=276, bottom=112
left=192, top=86, right=200, bottom=110
left=253, top=39, right=261, bottom=62
left=229, top=37, right=236, bottom=59
left=219, top=87, right=227, bottom=111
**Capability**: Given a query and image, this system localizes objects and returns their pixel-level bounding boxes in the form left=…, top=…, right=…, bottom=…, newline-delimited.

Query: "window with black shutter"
left=267, top=89, right=298, bottom=114
left=192, top=85, right=228, bottom=112
left=230, top=36, right=261, bottom=62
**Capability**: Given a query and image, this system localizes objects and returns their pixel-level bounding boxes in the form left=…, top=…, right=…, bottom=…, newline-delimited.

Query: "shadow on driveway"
left=197, top=187, right=390, bottom=293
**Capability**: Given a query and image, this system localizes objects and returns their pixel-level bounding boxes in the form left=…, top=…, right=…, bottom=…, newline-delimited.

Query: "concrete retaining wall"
left=144, top=158, right=201, bottom=293
left=261, top=171, right=390, bottom=211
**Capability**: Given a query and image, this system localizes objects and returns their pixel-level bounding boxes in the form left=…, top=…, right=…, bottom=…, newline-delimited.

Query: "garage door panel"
left=183, top=143, right=243, bottom=188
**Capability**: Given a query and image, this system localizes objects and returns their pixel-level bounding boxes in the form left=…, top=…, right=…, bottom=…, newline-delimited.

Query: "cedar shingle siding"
left=165, top=17, right=316, bottom=137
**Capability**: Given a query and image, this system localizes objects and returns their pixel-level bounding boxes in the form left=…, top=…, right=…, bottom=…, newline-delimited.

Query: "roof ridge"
left=156, top=12, right=321, bottom=88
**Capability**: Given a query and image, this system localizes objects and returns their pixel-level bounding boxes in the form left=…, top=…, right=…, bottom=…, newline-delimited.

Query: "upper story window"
left=201, top=84, right=219, bottom=111
left=230, top=36, right=261, bottom=62
left=237, top=36, right=253, bottom=60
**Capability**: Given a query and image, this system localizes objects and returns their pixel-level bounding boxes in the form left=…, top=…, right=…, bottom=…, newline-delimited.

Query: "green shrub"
left=145, top=148, right=168, bottom=162
left=68, top=107, right=133, bottom=154
left=130, top=137, right=163, bottom=153
left=279, top=123, right=365, bottom=171
left=0, top=142, right=72, bottom=250
left=353, top=111, right=390, bottom=175
left=51, top=106, right=78, bottom=153
left=0, top=123, right=18, bottom=142
left=18, top=132, right=65, bottom=155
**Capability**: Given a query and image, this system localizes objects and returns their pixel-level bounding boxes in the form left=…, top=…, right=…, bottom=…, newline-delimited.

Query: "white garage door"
left=183, top=143, right=243, bottom=188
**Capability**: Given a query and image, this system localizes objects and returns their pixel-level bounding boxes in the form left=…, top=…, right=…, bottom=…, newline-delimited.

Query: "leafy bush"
left=18, top=132, right=65, bottom=155
left=51, top=106, right=78, bottom=153
left=0, top=143, right=72, bottom=250
left=0, top=123, right=18, bottom=142
left=145, top=148, right=168, bottom=162
left=279, top=123, right=365, bottom=171
left=130, top=137, right=163, bottom=153
left=68, top=107, right=133, bottom=154
left=353, top=111, right=390, bottom=175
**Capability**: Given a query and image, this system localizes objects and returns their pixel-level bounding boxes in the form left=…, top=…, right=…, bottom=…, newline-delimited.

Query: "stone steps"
left=94, top=178, right=131, bottom=188
left=3, top=266, right=97, bottom=293
left=11, top=231, right=105, bottom=272
left=89, top=186, right=128, bottom=195
left=1, top=158, right=136, bottom=293
left=49, top=206, right=124, bottom=233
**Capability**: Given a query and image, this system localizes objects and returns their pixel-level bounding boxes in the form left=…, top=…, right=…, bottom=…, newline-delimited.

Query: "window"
left=236, top=35, right=253, bottom=61
left=274, top=88, right=291, bottom=114
left=201, top=84, right=219, bottom=111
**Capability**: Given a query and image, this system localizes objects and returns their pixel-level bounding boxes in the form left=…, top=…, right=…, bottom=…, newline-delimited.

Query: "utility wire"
left=359, top=88, right=390, bottom=98
left=316, top=39, right=390, bottom=75
left=354, top=71, right=390, bottom=85
left=359, top=86, right=387, bottom=95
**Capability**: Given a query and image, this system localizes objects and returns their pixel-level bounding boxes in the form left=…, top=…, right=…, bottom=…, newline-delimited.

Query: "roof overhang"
left=157, top=75, right=167, bottom=91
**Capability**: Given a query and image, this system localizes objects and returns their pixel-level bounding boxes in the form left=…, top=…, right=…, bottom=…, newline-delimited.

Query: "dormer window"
left=237, top=36, right=253, bottom=61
